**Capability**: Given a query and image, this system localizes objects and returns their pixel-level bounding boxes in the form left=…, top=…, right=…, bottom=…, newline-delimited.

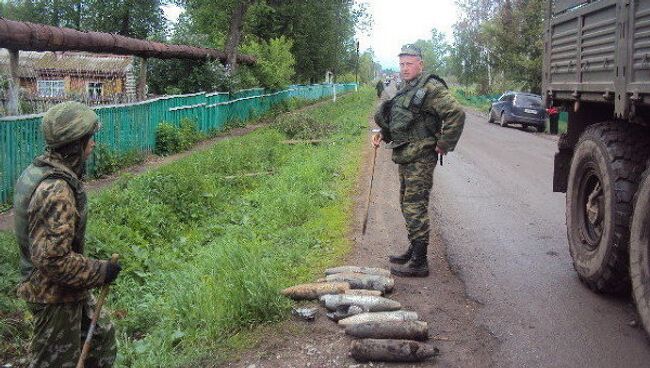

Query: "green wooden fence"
left=0, top=83, right=357, bottom=205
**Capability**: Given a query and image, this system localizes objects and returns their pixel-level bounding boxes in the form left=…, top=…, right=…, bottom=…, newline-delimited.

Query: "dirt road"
left=432, top=110, right=650, bottom=367
left=227, top=108, right=650, bottom=368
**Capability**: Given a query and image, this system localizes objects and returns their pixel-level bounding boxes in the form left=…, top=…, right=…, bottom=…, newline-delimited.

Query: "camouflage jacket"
left=375, top=73, right=465, bottom=164
left=14, top=151, right=107, bottom=304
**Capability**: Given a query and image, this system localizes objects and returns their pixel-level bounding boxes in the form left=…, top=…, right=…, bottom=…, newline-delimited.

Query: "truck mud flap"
left=553, top=149, right=572, bottom=193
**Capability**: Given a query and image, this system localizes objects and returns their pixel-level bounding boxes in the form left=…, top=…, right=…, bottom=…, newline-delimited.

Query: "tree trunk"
left=225, top=1, right=252, bottom=74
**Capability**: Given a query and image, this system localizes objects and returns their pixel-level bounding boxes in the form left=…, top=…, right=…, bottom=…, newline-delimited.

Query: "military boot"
left=390, top=240, right=429, bottom=277
left=388, top=244, right=413, bottom=264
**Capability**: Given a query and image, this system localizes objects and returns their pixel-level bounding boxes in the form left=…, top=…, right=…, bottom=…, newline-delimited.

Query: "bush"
left=154, top=118, right=204, bottom=156
left=240, top=36, right=296, bottom=90
left=273, top=112, right=335, bottom=140
left=91, top=144, right=145, bottom=178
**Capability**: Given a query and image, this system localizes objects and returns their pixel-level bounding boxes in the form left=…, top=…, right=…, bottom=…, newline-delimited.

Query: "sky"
left=162, top=0, right=460, bottom=70
left=357, top=0, right=459, bottom=69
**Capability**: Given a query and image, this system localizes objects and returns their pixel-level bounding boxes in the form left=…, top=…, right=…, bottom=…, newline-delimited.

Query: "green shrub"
left=240, top=36, right=296, bottom=90
left=273, top=112, right=335, bottom=140
left=154, top=118, right=204, bottom=156
left=91, top=144, right=145, bottom=178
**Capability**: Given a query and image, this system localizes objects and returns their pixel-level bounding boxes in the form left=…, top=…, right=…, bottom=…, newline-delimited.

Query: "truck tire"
left=500, top=113, right=508, bottom=127
left=630, top=164, right=650, bottom=336
left=566, top=123, right=650, bottom=293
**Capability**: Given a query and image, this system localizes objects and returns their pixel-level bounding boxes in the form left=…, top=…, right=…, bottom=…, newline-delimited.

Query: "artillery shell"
left=345, top=320, right=429, bottom=341
left=338, top=310, right=419, bottom=326
left=281, top=282, right=350, bottom=300
left=325, top=266, right=391, bottom=277
left=319, top=294, right=401, bottom=312
left=325, top=272, right=394, bottom=293
left=350, top=338, right=439, bottom=363
left=327, top=305, right=366, bottom=322
left=345, top=289, right=382, bottom=297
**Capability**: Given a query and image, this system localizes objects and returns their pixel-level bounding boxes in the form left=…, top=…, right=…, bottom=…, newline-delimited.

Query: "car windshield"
left=514, top=95, right=543, bottom=108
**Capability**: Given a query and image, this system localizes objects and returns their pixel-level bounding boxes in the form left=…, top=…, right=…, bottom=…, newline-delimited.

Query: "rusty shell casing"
left=281, top=282, right=350, bottom=300
left=350, top=338, right=439, bottom=363
left=325, top=272, right=394, bottom=293
left=345, top=320, right=429, bottom=341
left=338, top=310, right=419, bottom=326
left=325, top=266, right=391, bottom=277
left=319, top=294, right=401, bottom=312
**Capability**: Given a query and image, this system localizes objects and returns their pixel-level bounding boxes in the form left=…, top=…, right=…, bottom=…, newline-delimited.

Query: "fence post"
left=7, top=49, right=21, bottom=115
left=137, top=57, right=148, bottom=101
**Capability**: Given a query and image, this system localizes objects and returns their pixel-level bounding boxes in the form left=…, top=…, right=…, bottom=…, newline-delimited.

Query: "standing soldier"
left=14, top=102, right=121, bottom=367
left=372, top=44, right=465, bottom=277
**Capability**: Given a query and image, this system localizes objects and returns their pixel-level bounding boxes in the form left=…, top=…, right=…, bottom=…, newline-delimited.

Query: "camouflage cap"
left=42, top=101, right=100, bottom=148
left=398, top=44, right=422, bottom=58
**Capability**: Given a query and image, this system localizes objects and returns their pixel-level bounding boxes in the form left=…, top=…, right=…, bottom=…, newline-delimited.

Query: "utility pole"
left=7, top=49, right=20, bottom=115
left=355, top=40, right=360, bottom=91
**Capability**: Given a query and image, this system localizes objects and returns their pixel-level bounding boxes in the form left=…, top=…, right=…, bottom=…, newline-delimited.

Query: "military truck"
left=543, top=0, right=650, bottom=335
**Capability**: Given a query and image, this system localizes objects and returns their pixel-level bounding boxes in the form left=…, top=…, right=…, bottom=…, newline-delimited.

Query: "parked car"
left=488, top=92, right=547, bottom=132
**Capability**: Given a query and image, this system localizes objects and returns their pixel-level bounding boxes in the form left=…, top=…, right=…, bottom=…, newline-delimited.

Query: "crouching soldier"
left=14, top=101, right=122, bottom=367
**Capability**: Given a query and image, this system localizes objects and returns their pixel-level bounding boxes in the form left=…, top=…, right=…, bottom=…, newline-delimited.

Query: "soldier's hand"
left=104, top=262, right=122, bottom=284
left=435, top=146, right=447, bottom=155
left=371, top=133, right=382, bottom=148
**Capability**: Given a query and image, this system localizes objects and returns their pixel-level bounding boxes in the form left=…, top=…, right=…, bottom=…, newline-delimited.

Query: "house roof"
left=0, top=49, right=133, bottom=78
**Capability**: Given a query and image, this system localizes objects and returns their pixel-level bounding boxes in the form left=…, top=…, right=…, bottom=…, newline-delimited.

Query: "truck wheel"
left=566, top=123, right=650, bottom=293
left=630, top=165, right=650, bottom=336
left=488, top=109, right=494, bottom=124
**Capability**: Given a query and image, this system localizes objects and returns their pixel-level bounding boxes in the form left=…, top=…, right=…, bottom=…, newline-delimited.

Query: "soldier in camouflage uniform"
left=372, top=44, right=465, bottom=277
left=13, top=101, right=122, bottom=367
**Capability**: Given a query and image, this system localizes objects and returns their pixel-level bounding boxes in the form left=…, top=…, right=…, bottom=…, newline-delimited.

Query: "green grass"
left=0, top=87, right=374, bottom=367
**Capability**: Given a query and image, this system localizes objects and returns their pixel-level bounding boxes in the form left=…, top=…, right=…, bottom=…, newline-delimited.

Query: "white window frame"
left=87, top=81, right=103, bottom=99
left=37, top=80, right=65, bottom=98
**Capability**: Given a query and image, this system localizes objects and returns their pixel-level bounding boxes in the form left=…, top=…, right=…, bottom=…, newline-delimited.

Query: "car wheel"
left=566, top=122, right=650, bottom=293
left=521, top=124, right=528, bottom=131
left=499, top=113, right=508, bottom=127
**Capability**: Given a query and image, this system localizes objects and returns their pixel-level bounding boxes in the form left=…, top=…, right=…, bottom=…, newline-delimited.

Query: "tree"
left=1, top=0, right=167, bottom=38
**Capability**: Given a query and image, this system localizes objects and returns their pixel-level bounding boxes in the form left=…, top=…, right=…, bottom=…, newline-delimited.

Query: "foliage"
left=148, top=59, right=234, bottom=95
left=0, top=0, right=167, bottom=38
left=449, top=0, right=545, bottom=93
left=239, top=36, right=296, bottom=90
left=154, top=118, right=204, bottom=156
left=184, top=0, right=372, bottom=83
left=91, top=144, right=145, bottom=179
left=451, top=85, right=497, bottom=113
left=273, top=112, right=335, bottom=140
left=0, top=231, right=29, bottom=364
left=412, top=29, right=451, bottom=76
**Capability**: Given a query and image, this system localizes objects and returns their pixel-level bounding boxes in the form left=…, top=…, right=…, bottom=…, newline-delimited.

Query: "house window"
left=88, top=82, right=103, bottom=99
left=37, top=80, right=65, bottom=97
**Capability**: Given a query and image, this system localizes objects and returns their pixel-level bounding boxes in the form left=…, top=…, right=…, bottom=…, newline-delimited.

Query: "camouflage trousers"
left=27, top=299, right=116, bottom=368
left=398, top=160, right=436, bottom=244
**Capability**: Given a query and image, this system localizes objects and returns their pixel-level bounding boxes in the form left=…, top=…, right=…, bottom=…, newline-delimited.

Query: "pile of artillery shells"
left=281, top=265, right=438, bottom=363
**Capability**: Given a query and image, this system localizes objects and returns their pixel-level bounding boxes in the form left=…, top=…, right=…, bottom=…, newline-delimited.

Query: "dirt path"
left=222, top=116, right=498, bottom=367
